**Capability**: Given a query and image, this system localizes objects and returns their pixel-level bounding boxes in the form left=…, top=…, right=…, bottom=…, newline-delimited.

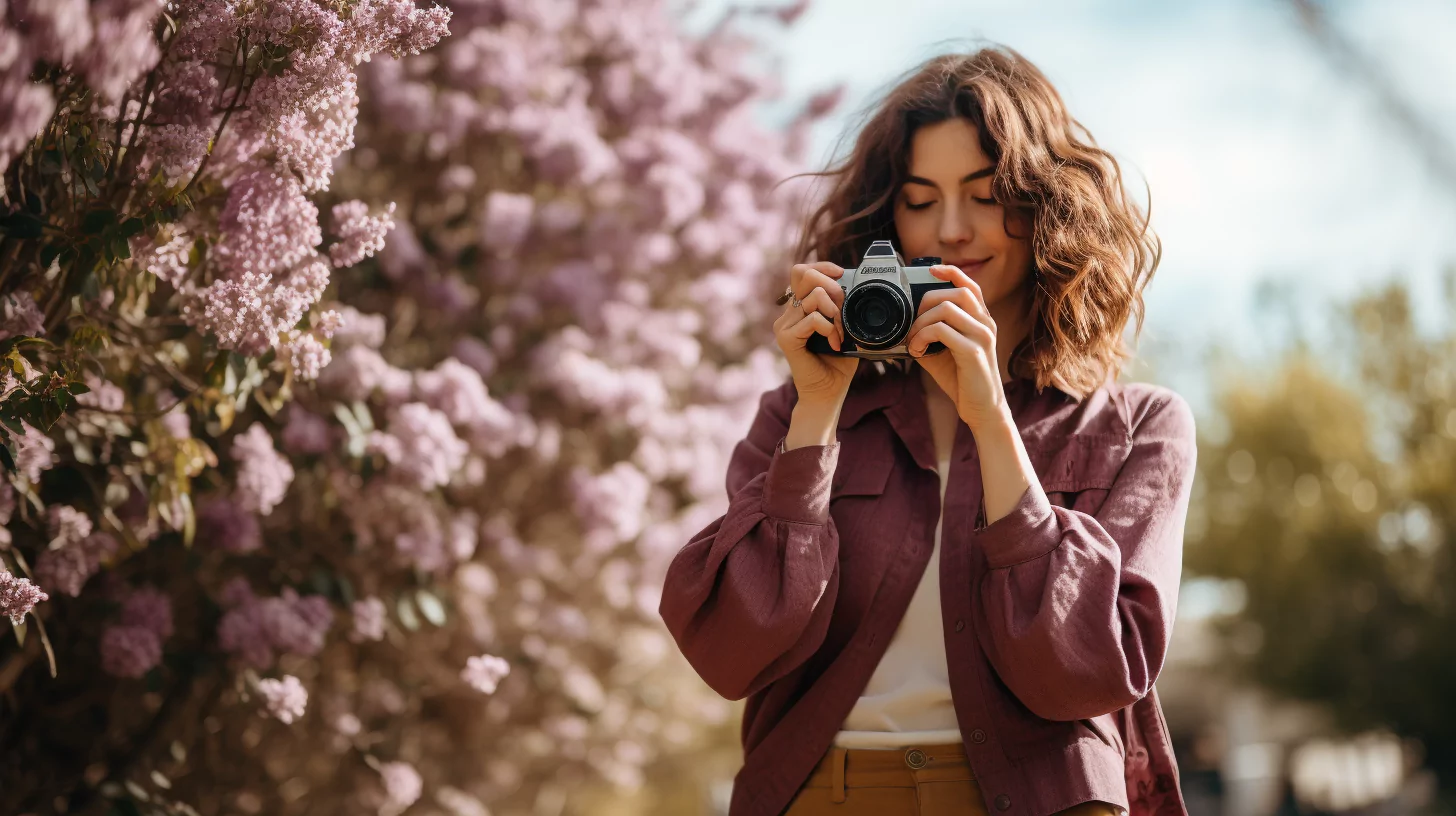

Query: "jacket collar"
left=837, top=363, right=911, bottom=429
left=837, top=362, right=1077, bottom=472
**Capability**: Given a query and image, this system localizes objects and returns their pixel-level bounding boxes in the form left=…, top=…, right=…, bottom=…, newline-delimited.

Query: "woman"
left=659, top=46, right=1196, bottom=816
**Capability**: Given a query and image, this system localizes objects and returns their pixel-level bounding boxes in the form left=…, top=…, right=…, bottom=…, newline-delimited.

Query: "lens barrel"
left=842, top=280, right=911, bottom=349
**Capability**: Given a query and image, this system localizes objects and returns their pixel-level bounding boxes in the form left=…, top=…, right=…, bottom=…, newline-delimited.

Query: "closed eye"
left=905, top=201, right=934, bottom=211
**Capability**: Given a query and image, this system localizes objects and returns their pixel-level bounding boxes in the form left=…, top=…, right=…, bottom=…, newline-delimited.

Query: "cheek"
left=893, top=211, right=935, bottom=253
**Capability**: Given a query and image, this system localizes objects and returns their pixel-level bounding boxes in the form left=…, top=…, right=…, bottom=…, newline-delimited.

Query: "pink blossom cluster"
left=461, top=653, right=510, bottom=695
left=281, top=405, right=334, bottom=454
left=367, top=402, right=468, bottom=492
left=0, top=292, right=44, bottom=340
left=329, top=200, right=397, bottom=268
left=349, top=597, right=387, bottom=642
left=338, top=481, right=479, bottom=575
left=230, top=424, right=295, bottom=515
left=0, top=569, right=48, bottom=625
left=141, top=0, right=452, bottom=363
left=99, top=584, right=175, bottom=679
left=197, top=497, right=263, bottom=554
left=376, top=760, right=423, bottom=814
left=10, top=421, right=56, bottom=484
left=257, top=674, right=309, bottom=724
left=216, top=578, right=334, bottom=670
left=33, top=511, right=119, bottom=599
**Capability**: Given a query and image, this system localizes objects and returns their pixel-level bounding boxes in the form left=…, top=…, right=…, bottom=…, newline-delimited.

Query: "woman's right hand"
left=775, top=262, right=860, bottom=404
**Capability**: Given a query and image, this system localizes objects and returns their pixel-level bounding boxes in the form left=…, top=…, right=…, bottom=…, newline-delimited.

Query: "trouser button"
left=904, top=748, right=927, bottom=769
left=971, top=729, right=987, bottom=744
left=995, top=793, right=1012, bottom=810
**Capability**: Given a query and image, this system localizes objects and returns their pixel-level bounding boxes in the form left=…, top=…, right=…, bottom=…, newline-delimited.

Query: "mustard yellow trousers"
left=783, top=742, right=1123, bottom=816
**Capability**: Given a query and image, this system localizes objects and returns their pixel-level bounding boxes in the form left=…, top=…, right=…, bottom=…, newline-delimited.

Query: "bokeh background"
left=0, top=0, right=1452, bottom=815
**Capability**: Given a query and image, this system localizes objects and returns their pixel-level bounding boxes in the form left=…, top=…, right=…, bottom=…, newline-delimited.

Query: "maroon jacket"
left=659, top=362, right=1197, bottom=816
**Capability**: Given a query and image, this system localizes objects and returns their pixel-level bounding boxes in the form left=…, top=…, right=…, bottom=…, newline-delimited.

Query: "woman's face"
left=892, top=117, right=1035, bottom=313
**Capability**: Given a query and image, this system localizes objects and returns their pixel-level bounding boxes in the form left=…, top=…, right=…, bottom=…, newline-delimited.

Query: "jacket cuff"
left=976, top=482, right=1058, bottom=569
left=762, top=436, right=839, bottom=525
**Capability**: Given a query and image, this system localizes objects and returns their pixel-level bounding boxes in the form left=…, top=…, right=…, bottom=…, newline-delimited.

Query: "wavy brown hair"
left=790, top=45, right=1160, bottom=400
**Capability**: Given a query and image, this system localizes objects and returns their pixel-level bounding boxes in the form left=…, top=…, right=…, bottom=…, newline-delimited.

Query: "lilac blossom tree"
left=0, top=0, right=834, bottom=812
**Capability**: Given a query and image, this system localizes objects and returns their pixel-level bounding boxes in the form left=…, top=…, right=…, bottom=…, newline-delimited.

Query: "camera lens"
left=844, top=282, right=910, bottom=348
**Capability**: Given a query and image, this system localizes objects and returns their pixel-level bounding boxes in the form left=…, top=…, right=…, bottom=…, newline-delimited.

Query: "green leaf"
left=204, top=349, right=230, bottom=387
left=336, top=575, right=356, bottom=606
left=118, top=217, right=145, bottom=238
left=80, top=272, right=101, bottom=302
left=67, top=381, right=91, bottom=395
left=0, top=212, right=45, bottom=239
left=310, top=568, right=332, bottom=597
left=180, top=492, right=195, bottom=548
left=81, top=208, right=117, bottom=235
left=40, top=399, right=63, bottom=430
left=415, top=589, right=447, bottom=626
left=396, top=595, right=419, bottom=631
left=110, top=234, right=130, bottom=261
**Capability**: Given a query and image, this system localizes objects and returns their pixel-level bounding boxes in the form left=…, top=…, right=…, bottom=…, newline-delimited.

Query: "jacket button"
left=955, top=619, right=964, bottom=632
left=995, top=794, right=1012, bottom=810
left=904, top=748, right=927, bottom=769
left=971, top=729, right=987, bottom=744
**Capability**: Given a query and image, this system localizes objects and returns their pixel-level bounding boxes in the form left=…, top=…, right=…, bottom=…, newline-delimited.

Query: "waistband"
left=802, top=742, right=974, bottom=803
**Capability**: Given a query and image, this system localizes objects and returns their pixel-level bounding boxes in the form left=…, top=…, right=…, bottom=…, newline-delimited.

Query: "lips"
left=951, top=258, right=991, bottom=273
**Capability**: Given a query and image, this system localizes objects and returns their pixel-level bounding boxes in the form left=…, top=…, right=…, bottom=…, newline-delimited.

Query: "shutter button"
left=995, top=793, right=1012, bottom=810
left=904, top=749, right=927, bottom=769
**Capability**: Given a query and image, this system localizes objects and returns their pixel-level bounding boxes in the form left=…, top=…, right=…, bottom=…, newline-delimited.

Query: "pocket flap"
left=831, top=462, right=890, bottom=497
left=1036, top=433, right=1130, bottom=493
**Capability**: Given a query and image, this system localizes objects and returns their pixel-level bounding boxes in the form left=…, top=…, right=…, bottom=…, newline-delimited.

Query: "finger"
left=799, top=287, right=844, bottom=348
left=808, top=261, right=845, bottom=280
left=918, top=279, right=991, bottom=320
left=799, top=268, right=846, bottom=310
left=907, top=304, right=993, bottom=352
left=908, top=321, right=983, bottom=358
left=908, top=301, right=994, bottom=345
left=788, top=311, right=837, bottom=347
left=920, top=288, right=995, bottom=340
left=929, top=265, right=990, bottom=316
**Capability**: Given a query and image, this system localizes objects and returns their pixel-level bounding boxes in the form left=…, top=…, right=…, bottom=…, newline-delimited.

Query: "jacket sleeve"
left=973, top=388, right=1197, bottom=722
left=658, top=382, right=842, bottom=701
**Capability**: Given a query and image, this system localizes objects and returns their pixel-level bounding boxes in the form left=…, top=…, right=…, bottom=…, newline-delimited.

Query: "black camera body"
left=805, top=240, right=955, bottom=360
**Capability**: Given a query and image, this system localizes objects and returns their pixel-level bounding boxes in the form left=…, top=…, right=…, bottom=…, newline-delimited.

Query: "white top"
left=832, top=450, right=962, bottom=748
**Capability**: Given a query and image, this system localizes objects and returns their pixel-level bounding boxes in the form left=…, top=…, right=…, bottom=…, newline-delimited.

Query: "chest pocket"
left=827, top=425, right=895, bottom=559
left=1033, top=432, right=1130, bottom=516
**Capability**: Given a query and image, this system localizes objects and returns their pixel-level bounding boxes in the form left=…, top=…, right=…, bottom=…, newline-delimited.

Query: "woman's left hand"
left=906, top=264, right=1009, bottom=430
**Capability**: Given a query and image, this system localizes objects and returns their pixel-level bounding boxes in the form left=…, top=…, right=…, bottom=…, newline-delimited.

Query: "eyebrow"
left=903, top=166, right=995, bottom=188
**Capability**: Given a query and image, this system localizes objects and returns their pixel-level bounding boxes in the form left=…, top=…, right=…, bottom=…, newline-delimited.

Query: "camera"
left=805, top=239, right=955, bottom=360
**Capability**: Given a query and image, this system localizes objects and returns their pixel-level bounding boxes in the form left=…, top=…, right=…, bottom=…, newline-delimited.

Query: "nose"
left=937, top=201, right=972, bottom=247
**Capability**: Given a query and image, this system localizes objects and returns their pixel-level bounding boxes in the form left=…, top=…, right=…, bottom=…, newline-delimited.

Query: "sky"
left=680, top=0, right=1456, bottom=415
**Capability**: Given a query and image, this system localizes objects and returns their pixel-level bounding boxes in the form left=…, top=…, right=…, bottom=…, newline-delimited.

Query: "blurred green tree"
left=1186, top=271, right=1456, bottom=793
